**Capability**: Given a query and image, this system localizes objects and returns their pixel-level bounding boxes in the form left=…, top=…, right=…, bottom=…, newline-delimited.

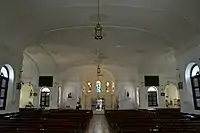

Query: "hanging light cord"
left=98, top=0, right=100, bottom=23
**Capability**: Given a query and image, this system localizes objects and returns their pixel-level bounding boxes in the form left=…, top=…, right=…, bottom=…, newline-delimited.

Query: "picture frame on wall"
left=161, top=92, right=165, bottom=96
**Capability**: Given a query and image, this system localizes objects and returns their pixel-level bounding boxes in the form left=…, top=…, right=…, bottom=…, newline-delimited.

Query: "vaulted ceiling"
left=2, top=0, right=200, bottom=71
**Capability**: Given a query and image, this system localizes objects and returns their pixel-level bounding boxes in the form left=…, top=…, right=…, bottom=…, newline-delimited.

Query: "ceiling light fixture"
left=97, top=64, right=103, bottom=77
left=94, top=0, right=103, bottom=40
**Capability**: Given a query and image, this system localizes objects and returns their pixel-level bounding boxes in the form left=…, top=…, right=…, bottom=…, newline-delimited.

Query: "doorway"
left=165, top=83, right=180, bottom=108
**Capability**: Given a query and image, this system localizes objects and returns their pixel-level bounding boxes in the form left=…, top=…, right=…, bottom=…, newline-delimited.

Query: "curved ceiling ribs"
left=59, top=3, right=200, bottom=30
left=38, top=3, right=200, bottom=51
left=23, top=51, right=40, bottom=76
left=43, top=25, right=174, bottom=47
left=39, top=44, right=58, bottom=70
left=17, top=1, right=200, bottom=74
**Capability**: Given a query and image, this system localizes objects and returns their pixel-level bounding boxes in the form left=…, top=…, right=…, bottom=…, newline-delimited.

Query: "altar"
left=91, top=98, right=105, bottom=114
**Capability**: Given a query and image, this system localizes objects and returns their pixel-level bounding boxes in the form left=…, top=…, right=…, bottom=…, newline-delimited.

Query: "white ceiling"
left=2, top=0, right=200, bottom=70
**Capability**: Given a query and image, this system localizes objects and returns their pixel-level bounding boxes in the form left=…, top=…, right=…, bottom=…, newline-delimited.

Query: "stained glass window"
left=105, top=82, right=110, bottom=92
left=87, top=82, right=92, bottom=92
left=112, top=82, right=115, bottom=93
left=96, top=80, right=101, bottom=92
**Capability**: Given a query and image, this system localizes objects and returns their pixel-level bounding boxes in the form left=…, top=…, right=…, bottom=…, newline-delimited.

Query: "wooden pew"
left=105, top=109, right=200, bottom=133
left=0, top=109, right=93, bottom=133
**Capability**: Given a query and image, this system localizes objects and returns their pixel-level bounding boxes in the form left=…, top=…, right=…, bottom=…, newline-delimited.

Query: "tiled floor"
left=86, top=115, right=110, bottom=133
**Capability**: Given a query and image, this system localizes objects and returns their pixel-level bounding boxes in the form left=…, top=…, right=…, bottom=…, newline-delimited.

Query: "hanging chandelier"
left=97, top=64, right=103, bottom=77
left=97, top=64, right=101, bottom=74
left=94, top=0, right=103, bottom=40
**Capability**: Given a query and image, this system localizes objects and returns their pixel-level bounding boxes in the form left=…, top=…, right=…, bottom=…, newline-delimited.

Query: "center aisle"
left=86, top=115, right=110, bottom=133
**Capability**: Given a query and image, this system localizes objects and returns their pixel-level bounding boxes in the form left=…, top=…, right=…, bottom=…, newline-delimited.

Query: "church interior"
left=1, top=0, right=200, bottom=132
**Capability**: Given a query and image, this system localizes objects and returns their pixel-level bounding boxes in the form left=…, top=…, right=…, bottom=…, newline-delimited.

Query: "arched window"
left=112, top=82, right=115, bottom=93
left=0, top=66, right=9, bottom=110
left=105, top=82, right=110, bottom=92
left=58, top=87, right=62, bottom=107
left=96, top=80, right=101, bottom=92
left=147, top=86, right=158, bottom=107
left=136, top=87, right=140, bottom=106
left=190, top=64, right=200, bottom=109
left=40, top=87, right=50, bottom=107
left=87, top=82, right=92, bottom=93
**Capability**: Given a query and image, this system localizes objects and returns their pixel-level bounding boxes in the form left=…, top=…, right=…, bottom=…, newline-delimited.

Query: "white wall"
left=138, top=74, right=177, bottom=109
left=22, top=52, right=61, bottom=110
left=177, top=44, right=200, bottom=114
left=20, top=47, right=180, bottom=111
left=0, top=48, right=24, bottom=114
left=61, top=81, right=81, bottom=109
left=115, top=81, right=137, bottom=109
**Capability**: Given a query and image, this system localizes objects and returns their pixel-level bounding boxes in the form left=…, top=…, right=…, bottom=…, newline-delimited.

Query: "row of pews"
left=105, top=108, right=200, bottom=133
left=0, top=108, right=93, bottom=133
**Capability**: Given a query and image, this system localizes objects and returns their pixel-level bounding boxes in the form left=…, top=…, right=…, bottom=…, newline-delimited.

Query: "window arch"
left=87, top=82, right=92, bottom=93
left=105, top=82, right=110, bottom=92
left=147, top=86, right=158, bottom=107
left=96, top=80, right=101, bottom=92
left=191, top=64, right=200, bottom=77
left=190, top=64, right=200, bottom=109
left=112, top=82, right=115, bottom=93
left=40, top=87, right=50, bottom=107
left=0, top=66, right=9, bottom=78
left=0, top=66, right=9, bottom=110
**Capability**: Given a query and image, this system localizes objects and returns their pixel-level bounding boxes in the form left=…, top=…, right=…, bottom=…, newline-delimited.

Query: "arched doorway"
left=19, top=83, right=34, bottom=108
left=40, top=87, right=50, bottom=107
left=147, top=86, right=158, bottom=107
left=165, top=83, right=180, bottom=108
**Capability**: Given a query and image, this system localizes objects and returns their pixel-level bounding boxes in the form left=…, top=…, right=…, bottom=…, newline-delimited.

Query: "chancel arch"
left=82, top=66, right=115, bottom=111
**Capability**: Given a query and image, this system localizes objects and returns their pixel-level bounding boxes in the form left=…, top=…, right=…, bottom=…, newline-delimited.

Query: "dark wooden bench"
left=105, top=109, right=200, bottom=133
left=0, top=109, right=93, bottom=133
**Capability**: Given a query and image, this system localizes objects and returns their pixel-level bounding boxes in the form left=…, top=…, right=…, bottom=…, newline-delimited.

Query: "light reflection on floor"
left=86, top=115, right=110, bottom=133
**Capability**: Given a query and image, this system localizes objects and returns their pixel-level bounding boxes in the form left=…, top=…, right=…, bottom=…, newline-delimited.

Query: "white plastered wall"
left=21, top=51, right=60, bottom=109
left=0, top=47, right=24, bottom=114
left=60, top=65, right=139, bottom=110
left=177, top=43, right=200, bottom=114
left=137, top=52, right=178, bottom=109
